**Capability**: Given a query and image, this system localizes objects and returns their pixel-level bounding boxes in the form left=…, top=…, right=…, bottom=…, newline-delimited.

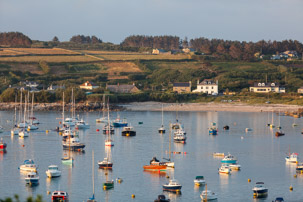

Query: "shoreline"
left=0, top=101, right=301, bottom=113
left=120, top=102, right=303, bottom=113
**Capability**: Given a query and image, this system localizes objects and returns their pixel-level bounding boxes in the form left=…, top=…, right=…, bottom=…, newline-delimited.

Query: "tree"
left=52, top=36, right=59, bottom=42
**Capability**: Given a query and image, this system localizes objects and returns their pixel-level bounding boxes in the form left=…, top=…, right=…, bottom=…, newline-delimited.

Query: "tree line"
left=0, top=32, right=32, bottom=47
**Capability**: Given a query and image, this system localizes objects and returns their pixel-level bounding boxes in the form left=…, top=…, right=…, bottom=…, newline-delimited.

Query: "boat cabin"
left=52, top=191, right=69, bottom=202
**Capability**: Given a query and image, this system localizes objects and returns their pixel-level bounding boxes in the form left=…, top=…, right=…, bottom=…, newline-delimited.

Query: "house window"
left=200, top=87, right=203, bottom=90
left=211, top=87, right=213, bottom=89
left=206, top=87, right=208, bottom=89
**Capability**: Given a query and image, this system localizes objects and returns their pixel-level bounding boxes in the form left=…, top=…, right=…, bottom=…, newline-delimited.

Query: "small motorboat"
left=25, top=172, right=39, bottom=185
left=11, top=128, right=19, bottom=135
left=19, top=159, right=38, bottom=172
left=103, top=180, right=114, bottom=189
left=52, top=191, right=69, bottom=202
left=273, top=197, right=284, bottom=202
left=252, top=182, right=268, bottom=198
left=194, top=176, right=205, bottom=186
left=113, top=117, right=128, bottom=127
left=229, top=164, right=241, bottom=170
left=158, top=125, right=166, bottom=134
left=75, top=119, right=90, bottom=129
left=173, top=129, right=186, bottom=143
left=163, top=179, right=182, bottom=192
left=245, top=128, right=253, bottom=132
left=62, top=136, right=85, bottom=151
left=275, top=130, right=285, bottom=137
left=221, top=153, right=237, bottom=164
left=121, top=126, right=136, bottom=136
left=27, top=124, right=38, bottom=130
left=98, top=157, right=113, bottom=169
left=143, top=164, right=167, bottom=172
left=46, top=165, right=61, bottom=178
left=219, top=164, right=231, bottom=174
left=200, top=190, right=217, bottom=201
left=19, top=130, right=29, bottom=138
left=296, top=163, right=303, bottom=173
left=285, top=153, right=298, bottom=163
left=154, top=195, right=170, bottom=202
left=209, top=122, right=218, bottom=135
left=0, top=138, right=7, bottom=151
left=61, top=156, right=74, bottom=164
left=223, top=125, right=229, bottom=130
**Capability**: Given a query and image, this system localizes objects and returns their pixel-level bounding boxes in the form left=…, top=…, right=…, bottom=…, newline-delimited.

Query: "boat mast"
left=19, top=89, right=22, bottom=125
left=161, top=104, right=164, bottom=126
left=23, top=94, right=27, bottom=131
left=62, top=92, right=65, bottom=124
left=31, top=92, right=34, bottom=125
left=169, top=122, right=171, bottom=161
left=14, top=93, right=17, bottom=127
left=71, top=88, right=74, bottom=120
left=92, top=150, right=95, bottom=199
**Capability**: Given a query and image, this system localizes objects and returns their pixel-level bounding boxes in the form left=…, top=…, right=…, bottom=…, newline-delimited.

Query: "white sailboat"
left=163, top=123, right=174, bottom=168
left=96, top=94, right=107, bottom=123
left=158, top=104, right=165, bottom=134
left=19, top=94, right=29, bottom=138
left=105, top=103, right=114, bottom=147
left=11, top=94, right=19, bottom=135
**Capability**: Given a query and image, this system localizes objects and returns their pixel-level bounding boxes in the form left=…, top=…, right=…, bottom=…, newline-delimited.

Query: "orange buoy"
left=59, top=121, right=62, bottom=124
left=96, top=129, right=100, bottom=132
left=22, top=145, right=25, bottom=147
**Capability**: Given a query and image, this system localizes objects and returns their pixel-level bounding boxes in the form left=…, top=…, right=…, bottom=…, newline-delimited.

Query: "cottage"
left=249, top=82, right=285, bottom=93
left=79, top=81, right=99, bottom=90
left=193, top=79, right=218, bottom=95
left=173, top=82, right=191, bottom=93
left=24, top=81, right=39, bottom=88
left=106, top=83, right=140, bottom=93
left=182, top=48, right=195, bottom=54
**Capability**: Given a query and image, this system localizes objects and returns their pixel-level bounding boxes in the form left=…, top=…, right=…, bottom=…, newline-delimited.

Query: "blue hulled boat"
left=221, top=153, right=237, bottom=164
left=163, top=179, right=182, bottom=192
left=209, top=122, right=218, bottom=135
left=113, top=118, right=128, bottom=127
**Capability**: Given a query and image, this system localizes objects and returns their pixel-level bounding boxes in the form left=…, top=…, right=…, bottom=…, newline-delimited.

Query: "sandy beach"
left=121, top=102, right=303, bottom=113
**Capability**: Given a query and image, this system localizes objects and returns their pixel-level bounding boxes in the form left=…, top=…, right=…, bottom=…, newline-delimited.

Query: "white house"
left=79, top=81, right=99, bottom=90
left=249, top=82, right=285, bottom=93
left=193, top=79, right=218, bottom=95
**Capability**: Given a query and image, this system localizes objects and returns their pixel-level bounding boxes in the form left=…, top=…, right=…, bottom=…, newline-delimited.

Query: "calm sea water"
left=0, top=110, right=303, bottom=202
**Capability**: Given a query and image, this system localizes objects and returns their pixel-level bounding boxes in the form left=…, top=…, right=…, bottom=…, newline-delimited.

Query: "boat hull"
left=253, top=189, right=268, bottom=198
left=113, top=122, right=128, bottom=127
left=63, top=144, right=85, bottom=151
left=25, top=178, right=39, bottom=185
left=209, top=129, right=217, bottom=135
left=62, top=158, right=73, bottom=164
left=98, top=163, right=113, bottom=169
left=221, top=160, right=237, bottom=164
left=143, top=165, right=167, bottom=171
left=0, top=144, right=7, bottom=150
left=122, top=131, right=136, bottom=136
left=46, top=171, right=61, bottom=178
left=162, top=185, right=182, bottom=192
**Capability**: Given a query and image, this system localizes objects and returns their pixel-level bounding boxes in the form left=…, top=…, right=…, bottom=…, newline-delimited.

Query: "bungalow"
left=249, top=82, right=285, bottom=93
left=173, top=82, right=191, bottom=93
left=80, top=81, right=99, bottom=90
left=106, top=83, right=140, bottom=93
left=193, top=79, right=218, bottom=95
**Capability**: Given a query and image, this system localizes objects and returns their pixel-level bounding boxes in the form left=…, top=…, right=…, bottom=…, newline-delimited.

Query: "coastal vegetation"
left=0, top=32, right=303, bottom=105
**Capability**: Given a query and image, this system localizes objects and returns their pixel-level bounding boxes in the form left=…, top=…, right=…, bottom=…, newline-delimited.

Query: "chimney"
left=197, top=80, right=200, bottom=85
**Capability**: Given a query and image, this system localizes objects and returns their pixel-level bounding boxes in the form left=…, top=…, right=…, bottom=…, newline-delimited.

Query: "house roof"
left=199, top=79, right=216, bottom=85
left=251, top=82, right=281, bottom=87
left=173, top=82, right=190, bottom=87
left=107, top=84, right=138, bottom=93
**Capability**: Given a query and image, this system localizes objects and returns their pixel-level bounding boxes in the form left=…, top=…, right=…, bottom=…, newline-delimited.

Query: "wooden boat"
left=0, top=138, right=7, bottom=151
left=52, top=191, right=69, bottom=202
left=143, top=164, right=167, bottom=172
left=121, top=126, right=136, bottom=136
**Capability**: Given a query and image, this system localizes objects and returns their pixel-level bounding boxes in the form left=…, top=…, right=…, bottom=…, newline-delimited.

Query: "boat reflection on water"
left=143, top=170, right=167, bottom=177
left=219, top=172, right=230, bottom=188
left=165, top=190, right=182, bottom=200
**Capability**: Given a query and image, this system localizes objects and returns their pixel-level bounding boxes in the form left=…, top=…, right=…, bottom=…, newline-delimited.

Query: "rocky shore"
left=0, top=102, right=125, bottom=112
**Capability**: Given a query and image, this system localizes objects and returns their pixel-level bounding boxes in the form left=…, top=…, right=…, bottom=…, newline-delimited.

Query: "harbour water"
left=0, top=110, right=303, bottom=201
